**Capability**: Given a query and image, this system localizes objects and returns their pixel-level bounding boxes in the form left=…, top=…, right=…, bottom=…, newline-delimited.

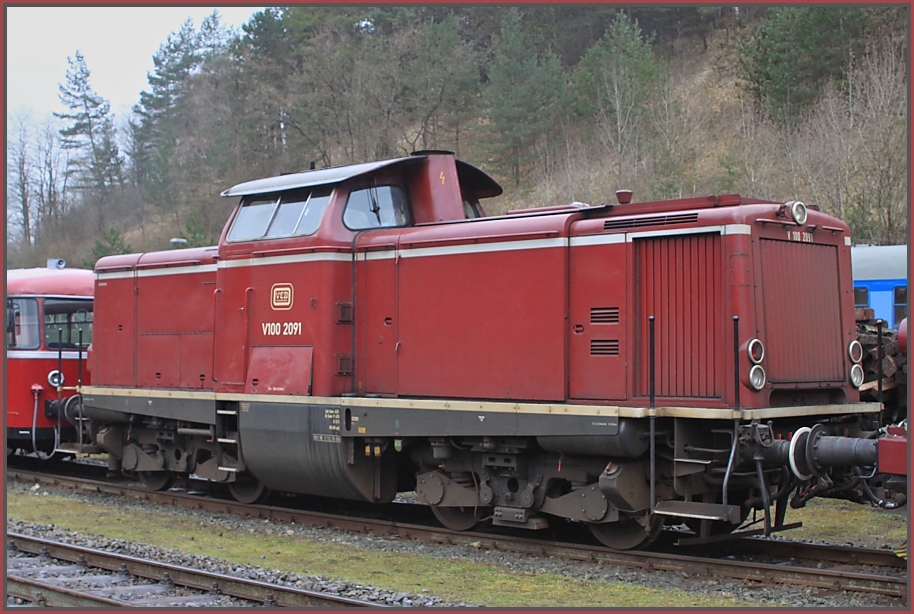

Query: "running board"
left=652, top=501, right=742, bottom=523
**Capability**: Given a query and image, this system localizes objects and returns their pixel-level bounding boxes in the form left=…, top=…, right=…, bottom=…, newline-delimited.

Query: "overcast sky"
left=6, top=6, right=262, bottom=127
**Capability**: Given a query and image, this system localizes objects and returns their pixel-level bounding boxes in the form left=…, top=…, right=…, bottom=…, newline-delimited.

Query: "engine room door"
left=568, top=236, right=628, bottom=400
left=355, top=233, right=400, bottom=395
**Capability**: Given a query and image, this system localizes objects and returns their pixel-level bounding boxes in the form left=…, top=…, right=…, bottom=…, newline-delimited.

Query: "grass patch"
left=6, top=489, right=754, bottom=608
left=783, top=498, right=907, bottom=548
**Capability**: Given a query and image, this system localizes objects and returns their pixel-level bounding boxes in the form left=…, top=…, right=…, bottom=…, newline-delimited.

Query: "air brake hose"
left=30, top=384, right=42, bottom=454
left=857, top=468, right=906, bottom=510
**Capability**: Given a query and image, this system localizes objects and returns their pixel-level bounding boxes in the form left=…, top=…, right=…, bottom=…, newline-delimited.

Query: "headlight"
left=48, top=370, right=64, bottom=387
left=850, top=364, right=865, bottom=388
left=748, top=365, right=766, bottom=390
left=747, top=338, right=765, bottom=364
left=848, top=339, right=864, bottom=363
left=788, top=200, right=808, bottom=225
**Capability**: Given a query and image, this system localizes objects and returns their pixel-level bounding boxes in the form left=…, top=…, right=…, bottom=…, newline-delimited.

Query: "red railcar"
left=6, top=264, right=93, bottom=455
left=81, top=151, right=903, bottom=548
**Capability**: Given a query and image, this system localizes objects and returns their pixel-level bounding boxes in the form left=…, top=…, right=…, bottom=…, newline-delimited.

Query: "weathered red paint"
left=877, top=429, right=908, bottom=476
left=90, top=152, right=862, bottom=412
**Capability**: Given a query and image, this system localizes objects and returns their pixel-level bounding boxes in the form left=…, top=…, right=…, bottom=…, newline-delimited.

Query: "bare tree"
left=8, top=115, right=34, bottom=246
left=790, top=39, right=906, bottom=244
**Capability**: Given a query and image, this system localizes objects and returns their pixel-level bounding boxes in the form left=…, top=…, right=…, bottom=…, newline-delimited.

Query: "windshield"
left=7, top=298, right=40, bottom=350
left=44, top=298, right=93, bottom=349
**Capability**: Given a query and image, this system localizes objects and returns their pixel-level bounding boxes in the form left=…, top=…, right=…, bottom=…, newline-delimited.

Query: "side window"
left=44, top=299, right=93, bottom=349
left=343, top=186, right=410, bottom=230
left=228, top=187, right=334, bottom=242
left=8, top=298, right=40, bottom=350
left=227, top=197, right=279, bottom=241
left=853, top=287, right=869, bottom=308
left=894, top=286, right=907, bottom=327
left=463, top=197, right=483, bottom=219
left=294, top=189, right=332, bottom=235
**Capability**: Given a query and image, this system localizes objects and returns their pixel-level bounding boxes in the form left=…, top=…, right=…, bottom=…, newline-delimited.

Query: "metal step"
left=652, top=501, right=741, bottom=523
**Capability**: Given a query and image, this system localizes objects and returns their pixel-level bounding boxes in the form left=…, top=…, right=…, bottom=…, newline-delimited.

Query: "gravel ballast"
left=6, top=481, right=907, bottom=608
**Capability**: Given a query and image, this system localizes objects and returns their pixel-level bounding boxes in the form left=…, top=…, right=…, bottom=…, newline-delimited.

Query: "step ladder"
left=215, top=407, right=243, bottom=473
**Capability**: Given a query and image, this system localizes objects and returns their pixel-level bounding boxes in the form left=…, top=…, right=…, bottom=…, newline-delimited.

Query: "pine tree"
left=55, top=51, right=123, bottom=191
left=54, top=50, right=124, bottom=230
left=132, top=19, right=201, bottom=191
left=573, top=13, right=665, bottom=179
left=482, top=8, right=566, bottom=188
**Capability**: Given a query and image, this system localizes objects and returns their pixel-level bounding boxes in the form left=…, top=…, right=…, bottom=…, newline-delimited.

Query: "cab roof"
left=221, top=153, right=503, bottom=199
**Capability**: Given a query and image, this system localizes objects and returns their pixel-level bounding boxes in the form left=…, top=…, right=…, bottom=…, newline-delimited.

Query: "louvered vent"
left=604, top=212, right=699, bottom=231
left=591, top=307, right=620, bottom=324
left=760, top=240, right=844, bottom=383
left=591, top=340, right=620, bottom=356
left=634, top=232, right=722, bottom=399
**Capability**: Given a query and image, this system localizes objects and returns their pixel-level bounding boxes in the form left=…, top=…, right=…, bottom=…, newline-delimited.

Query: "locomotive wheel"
left=431, top=505, right=486, bottom=531
left=137, top=470, right=174, bottom=492
left=228, top=475, right=270, bottom=504
left=588, top=514, right=664, bottom=550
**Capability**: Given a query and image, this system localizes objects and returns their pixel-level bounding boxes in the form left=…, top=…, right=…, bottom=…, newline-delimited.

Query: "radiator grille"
left=591, top=340, right=620, bottom=356
left=590, top=307, right=620, bottom=324
left=604, top=212, right=698, bottom=231
left=635, top=232, right=722, bottom=399
left=759, top=240, right=845, bottom=382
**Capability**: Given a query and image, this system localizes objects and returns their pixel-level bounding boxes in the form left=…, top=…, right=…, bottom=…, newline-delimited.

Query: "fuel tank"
left=238, top=401, right=398, bottom=502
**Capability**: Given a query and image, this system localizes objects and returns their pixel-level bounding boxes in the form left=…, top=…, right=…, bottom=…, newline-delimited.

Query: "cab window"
left=265, top=188, right=332, bottom=237
left=227, top=187, right=333, bottom=242
left=7, top=298, right=40, bottom=350
left=343, top=186, right=410, bottom=230
left=227, top=197, right=277, bottom=241
left=463, top=197, right=484, bottom=219
left=44, top=299, right=93, bottom=349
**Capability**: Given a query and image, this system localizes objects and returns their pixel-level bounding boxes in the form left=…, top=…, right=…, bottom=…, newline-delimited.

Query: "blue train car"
left=851, top=244, right=908, bottom=329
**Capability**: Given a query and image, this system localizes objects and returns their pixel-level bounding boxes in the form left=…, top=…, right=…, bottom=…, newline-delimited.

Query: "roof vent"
left=47, top=258, right=66, bottom=270
left=616, top=190, right=633, bottom=205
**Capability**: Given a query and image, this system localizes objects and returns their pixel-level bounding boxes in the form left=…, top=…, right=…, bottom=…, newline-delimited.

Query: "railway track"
left=7, top=468, right=908, bottom=603
left=6, top=532, right=381, bottom=608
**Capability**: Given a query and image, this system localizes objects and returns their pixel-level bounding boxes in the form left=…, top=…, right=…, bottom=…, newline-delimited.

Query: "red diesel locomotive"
left=79, top=151, right=904, bottom=549
left=6, top=263, right=94, bottom=456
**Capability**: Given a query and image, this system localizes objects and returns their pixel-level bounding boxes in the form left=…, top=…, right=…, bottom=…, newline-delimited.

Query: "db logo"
left=271, top=283, right=294, bottom=310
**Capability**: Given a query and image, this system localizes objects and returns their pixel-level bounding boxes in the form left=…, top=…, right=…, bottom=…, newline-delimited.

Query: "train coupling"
left=744, top=422, right=880, bottom=479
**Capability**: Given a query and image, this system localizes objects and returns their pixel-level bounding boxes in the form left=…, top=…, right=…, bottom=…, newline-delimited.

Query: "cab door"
left=214, top=258, right=252, bottom=389
left=355, top=235, right=400, bottom=395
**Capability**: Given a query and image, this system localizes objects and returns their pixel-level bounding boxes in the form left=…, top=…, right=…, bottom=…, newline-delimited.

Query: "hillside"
left=6, top=6, right=907, bottom=269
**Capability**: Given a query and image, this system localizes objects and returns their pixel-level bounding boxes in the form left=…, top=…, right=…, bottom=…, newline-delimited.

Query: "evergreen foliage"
left=54, top=51, right=124, bottom=212
left=5, top=6, right=908, bottom=268
left=481, top=8, right=565, bottom=188
left=84, top=227, right=132, bottom=268
left=736, top=7, right=893, bottom=121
